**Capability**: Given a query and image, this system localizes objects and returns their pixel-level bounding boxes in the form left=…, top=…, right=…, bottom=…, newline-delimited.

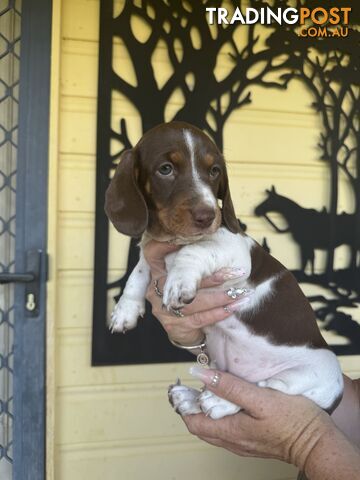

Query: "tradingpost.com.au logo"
left=206, top=6, right=351, bottom=38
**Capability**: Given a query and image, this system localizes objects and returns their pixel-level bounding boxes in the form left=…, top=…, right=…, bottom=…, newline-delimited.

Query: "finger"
left=183, top=296, right=251, bottom=329
left=143, top=240, right=179, bottom=278
left=199, top=436, right=245, bottom=455
left=181, top=412, right=236, bottom=439
left=199, top=437, right=265, bottom=459
left=188, top=369, right=268, bottom=417
left=199, top=268, right=247, bottom=289
left=198, top=435, right=225, bottom=448
left=148, top=275, right=253, bottom=316
left=180, top=287, right=253, bottom=316
left=146, top=284, right=251, bottom=330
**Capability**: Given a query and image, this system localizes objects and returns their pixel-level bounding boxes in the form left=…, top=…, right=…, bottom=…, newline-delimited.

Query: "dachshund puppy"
left=105, top=121, right=343, bottom=419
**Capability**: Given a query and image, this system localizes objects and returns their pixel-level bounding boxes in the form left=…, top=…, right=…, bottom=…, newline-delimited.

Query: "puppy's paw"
left=199, top=389, right=241, bottom=419
left=257, top=377, right=290, bottom=393
left=109, top=297, right=144, bottom=333
left=168, top=381, right=202, bottom=415
left=163, top=271, right=198, bottom=309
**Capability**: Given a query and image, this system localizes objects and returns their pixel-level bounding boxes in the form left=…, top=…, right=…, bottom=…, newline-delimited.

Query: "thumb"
left=143, top=240, right=179, bottom=278
left=189, top=367, right=267, bottom=416
left=199, top=267, right=246, bottom=289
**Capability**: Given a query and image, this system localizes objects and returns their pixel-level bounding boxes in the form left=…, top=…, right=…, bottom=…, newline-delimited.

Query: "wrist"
left=168, top=332, right=204, bottom=347
left=301, top=419, right=360, bottom=480
left=291, top=412, right=333, bottom=470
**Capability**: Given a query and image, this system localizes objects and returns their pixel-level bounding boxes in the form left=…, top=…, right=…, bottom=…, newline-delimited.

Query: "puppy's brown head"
left=105, top=121, right=240, bottom=240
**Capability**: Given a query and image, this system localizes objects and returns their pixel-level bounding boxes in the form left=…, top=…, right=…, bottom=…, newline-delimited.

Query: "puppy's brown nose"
left=191, top=207, right=215, bottom=228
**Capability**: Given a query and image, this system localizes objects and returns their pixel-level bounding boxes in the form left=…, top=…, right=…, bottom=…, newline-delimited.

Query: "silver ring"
left=169, top=307, right=184, bottom=318
left=210, top=372, right=221, bottom=388
left=153, top=280, right=163, bottom=297
left=226, top=287, right=248, bottom=299
left=224, top=305, right=231, bottom=313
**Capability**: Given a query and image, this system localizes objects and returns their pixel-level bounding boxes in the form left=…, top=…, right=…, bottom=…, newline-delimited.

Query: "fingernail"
left=215, top=268, right=247, bottom=281
left=224, top=296, right=251, bottom=313
left=189, top=366, right=215, bottom=383
left=189, top=366, right=221, bottom=388
left=225, top=287, right=254, bottom=299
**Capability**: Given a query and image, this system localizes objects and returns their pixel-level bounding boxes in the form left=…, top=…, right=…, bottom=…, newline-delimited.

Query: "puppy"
left=105, top=121, right=343, bottom=419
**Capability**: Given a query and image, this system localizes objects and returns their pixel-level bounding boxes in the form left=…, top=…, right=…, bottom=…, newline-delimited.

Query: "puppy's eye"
left=209, top=165, right=221, bottom=178
left=157, top=163, right=173, bottom=176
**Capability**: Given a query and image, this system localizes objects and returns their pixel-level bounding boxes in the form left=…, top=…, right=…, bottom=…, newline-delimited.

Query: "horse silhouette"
left=254, top=186, right=358, bottom=274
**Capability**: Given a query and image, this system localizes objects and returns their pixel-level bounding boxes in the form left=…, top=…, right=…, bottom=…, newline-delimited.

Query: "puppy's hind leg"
left=168, top=380, right=202, bottom=415
left=257, top=351, right=343, bottom=411
left=199, top=390, right=241, bottom=420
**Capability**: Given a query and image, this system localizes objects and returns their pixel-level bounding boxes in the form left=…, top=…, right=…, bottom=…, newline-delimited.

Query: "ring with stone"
left=169, top=307, right=184, bottom=318
left=210, top=372, right=221, bottom=387
left=153, top=279, right=163, bottom=298
left=226, top=287, right=248, bottom=299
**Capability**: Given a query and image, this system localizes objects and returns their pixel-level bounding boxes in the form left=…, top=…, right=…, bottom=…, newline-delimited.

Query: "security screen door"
left=0, top=0, right=51, bottom=479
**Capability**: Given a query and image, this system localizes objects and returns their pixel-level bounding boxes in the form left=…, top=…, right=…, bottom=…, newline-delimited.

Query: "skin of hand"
left=143, top=240, right=252, bottom=346
left=331, top=376, right=360, bottom=448
left=182, top=369, right=360, bottom=480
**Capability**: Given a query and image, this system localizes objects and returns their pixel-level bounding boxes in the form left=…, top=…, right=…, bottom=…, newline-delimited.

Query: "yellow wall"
left=47, top=1, right=360, bottom=479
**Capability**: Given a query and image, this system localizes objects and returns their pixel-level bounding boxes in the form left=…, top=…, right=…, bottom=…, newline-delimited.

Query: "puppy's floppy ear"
left=105, top=149, right=148, bottom=237
left=219, top=168, right=241, bottom=234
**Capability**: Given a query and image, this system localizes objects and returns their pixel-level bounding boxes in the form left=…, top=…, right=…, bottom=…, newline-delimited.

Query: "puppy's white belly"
left=204, top=315, right=343, bottom=410
left=205, top=317, right=297, bottom=381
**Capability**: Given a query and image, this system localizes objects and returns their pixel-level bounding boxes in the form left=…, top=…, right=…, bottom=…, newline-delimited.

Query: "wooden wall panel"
left=56, top=444, right=297, bottom=480
left=49, top=2, right=360, bottom=479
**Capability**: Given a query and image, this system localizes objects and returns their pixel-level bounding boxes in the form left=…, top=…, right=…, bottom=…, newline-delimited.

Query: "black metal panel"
left=93, top=0, right=360, bottom=365
left=91, top=0, right=191, bottom=365
left=12, top=0, right=51, bottom=478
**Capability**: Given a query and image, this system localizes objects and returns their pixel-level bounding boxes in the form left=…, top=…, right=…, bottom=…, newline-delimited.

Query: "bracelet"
left=169, top=336, right=206, bottom=350
left=169, top=336, right=209, bottom=366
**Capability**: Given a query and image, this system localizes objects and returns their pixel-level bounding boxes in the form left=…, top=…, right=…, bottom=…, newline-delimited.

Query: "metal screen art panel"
left=0, top=0, right=21, bottom=476
left=93, top=0, right=360, bottom=366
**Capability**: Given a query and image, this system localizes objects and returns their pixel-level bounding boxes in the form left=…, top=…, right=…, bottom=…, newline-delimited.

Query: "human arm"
left=331, top=375, right=360, bottom=447
left=182, top=368, right=360, bottom=480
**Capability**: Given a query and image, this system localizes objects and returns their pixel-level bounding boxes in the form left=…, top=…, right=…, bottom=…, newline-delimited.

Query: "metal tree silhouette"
left=93, top=0, right=305, bottom=365
left=254, top=3, right=360, bottom=354
left=267, top=0, right=360, bottom=276
left=110, top=0, right=296, bottom=153
left=93, top=0, right=360, bottom=364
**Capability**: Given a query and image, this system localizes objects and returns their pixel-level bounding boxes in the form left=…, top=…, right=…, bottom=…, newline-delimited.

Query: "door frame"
left=13, top=0, right=52, bottom=478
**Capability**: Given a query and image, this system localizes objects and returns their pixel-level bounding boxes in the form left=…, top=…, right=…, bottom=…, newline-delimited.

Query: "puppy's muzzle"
left=191, top=206, right=216, bottom=229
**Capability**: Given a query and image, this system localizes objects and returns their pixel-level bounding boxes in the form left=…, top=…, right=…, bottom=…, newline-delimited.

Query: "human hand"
left=143, top=240, right=252, bottom=346
left=182, top=368, right=334, bottom=469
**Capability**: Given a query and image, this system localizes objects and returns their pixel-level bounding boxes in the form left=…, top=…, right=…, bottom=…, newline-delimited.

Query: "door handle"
left=0, top=272, right=35, bottom=284
left=0, top=249, right=43, bottom=317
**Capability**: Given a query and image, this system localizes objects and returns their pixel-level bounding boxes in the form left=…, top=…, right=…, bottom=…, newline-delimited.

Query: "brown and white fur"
left=105, top=121, right=343, bottom=420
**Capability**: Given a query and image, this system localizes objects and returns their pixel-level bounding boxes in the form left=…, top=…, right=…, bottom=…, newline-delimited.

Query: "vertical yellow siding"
left=47, top=0, right=62, bottom=478
left=46, top=1, right=359, bottom=479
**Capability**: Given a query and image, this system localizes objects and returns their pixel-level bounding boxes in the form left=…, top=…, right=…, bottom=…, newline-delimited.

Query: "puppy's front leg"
left=162, top=244, right=216, bottom=309
left=162, top=230, right=250, bottom=310
left=110, top=253, right=150, bottom=333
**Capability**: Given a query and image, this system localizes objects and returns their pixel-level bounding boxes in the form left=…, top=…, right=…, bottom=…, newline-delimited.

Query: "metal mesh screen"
left=0, top=0, right=21, bottom=477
